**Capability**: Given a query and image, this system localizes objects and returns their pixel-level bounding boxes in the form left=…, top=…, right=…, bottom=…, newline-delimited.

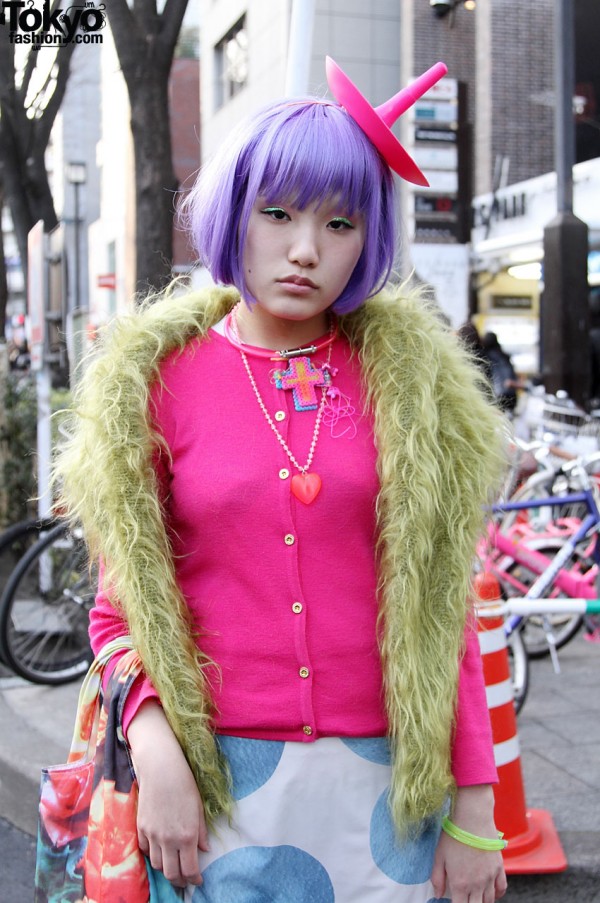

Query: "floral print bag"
left=34, top=637, right=150, bottom=903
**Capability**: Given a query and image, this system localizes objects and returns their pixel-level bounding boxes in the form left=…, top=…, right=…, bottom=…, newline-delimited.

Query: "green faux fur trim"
left=55, top=285, right=506, bottom=832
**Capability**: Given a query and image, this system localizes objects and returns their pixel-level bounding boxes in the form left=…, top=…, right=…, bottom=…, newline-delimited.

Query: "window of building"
left=214, top=16, right=248, bottom=109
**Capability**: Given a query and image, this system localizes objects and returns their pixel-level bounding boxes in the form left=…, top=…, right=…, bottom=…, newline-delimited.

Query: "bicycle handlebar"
left=477, top=598, right=600, bottom=617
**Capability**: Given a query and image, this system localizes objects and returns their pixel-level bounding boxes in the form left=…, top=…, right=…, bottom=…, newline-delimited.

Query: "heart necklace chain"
left=230, top=305, right=335, bottom=504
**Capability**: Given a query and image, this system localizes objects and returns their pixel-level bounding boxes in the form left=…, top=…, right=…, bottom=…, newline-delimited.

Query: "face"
left=242, top=196, right=365, bottom=327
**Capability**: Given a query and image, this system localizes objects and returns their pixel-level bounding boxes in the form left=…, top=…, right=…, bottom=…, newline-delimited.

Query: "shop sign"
left=414, top=219, right=459, bottom=243
left=419, top=171, right=458, bottom=193
left=491, top=295, right=533, bottom=311
left=472, top=191, right=528, bottom=228
left=414, top=101, right=457, bottom=124
left=420, top=77, right=457, bottom=101
left=415, top=195, right=457, bottom=216
left=415, top=126, right=457, bottom=143
left=413, top=146, right=458, bottom=171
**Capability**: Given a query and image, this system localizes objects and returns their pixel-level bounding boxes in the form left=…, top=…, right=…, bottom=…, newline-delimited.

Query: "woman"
left=56, top=58, right=507, bottom=902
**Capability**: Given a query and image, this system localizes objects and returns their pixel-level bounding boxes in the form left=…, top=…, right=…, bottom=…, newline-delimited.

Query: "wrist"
left=127, top=700, right=182, bottom=771
left=451, top=784, right=498, bottom=837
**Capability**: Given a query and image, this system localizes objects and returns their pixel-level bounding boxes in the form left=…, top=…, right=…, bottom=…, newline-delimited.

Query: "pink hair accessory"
left=325, top=56, right=448, bottom=187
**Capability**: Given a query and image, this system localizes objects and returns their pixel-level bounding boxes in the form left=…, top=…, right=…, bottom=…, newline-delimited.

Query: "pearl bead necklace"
left=230, top=305, right=334, bottom=504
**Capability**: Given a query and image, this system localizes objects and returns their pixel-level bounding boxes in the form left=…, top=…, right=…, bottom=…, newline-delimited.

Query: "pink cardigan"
left=90, top=327, right=497, bottom=786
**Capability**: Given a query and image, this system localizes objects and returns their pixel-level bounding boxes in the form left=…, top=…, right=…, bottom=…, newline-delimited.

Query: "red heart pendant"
left=291, top=473, right=322, bottom=505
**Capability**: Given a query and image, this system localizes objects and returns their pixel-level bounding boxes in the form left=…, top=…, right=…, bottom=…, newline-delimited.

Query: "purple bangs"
left=181, top=98, right=398, bottom=314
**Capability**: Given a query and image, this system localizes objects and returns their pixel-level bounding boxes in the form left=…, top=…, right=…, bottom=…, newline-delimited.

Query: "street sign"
left=97, top=273, right=116, bottom=290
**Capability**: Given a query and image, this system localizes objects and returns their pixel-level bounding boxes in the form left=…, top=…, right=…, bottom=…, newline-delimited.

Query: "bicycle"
left=499, top=443, right=600, bottom=533
left=0, top=520, right=95, bottom=684
left=485, top=459, right=600, bottom=666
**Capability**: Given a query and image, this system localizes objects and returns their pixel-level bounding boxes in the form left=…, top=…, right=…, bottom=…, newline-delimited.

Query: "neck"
left=235, top=302, right=329, bottom=351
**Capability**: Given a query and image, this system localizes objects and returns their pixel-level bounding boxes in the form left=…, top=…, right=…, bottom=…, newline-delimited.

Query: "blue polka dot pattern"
left=370, top=790, right=441, bottom=884
left=145, top=859, right=185, bottom=900
left=215, top=736, right=285, bottom=800
left=191, top=846, right=335, bottom=902
left=341, top=737, right=391, bottom=765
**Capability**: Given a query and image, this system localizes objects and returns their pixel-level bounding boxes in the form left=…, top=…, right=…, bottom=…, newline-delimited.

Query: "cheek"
left=344, top=239, right=365, bottom=277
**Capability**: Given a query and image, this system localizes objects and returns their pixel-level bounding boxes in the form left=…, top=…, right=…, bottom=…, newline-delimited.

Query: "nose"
left=288, top=223, right=319, bottom=268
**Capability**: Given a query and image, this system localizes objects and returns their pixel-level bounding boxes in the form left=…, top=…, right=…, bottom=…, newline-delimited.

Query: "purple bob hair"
left=180, top=98, right=398, bottom=314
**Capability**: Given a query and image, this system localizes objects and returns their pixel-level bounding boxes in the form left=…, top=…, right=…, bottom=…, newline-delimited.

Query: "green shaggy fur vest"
left=56, top=286, right=505, bottom=832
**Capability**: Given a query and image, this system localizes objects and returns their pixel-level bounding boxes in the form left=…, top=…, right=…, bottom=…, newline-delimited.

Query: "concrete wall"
left=199, top=0, right=401, bottom=162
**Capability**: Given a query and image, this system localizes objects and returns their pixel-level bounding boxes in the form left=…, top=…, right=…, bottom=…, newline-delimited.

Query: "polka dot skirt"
left=146, top=736, right=450, bottom=902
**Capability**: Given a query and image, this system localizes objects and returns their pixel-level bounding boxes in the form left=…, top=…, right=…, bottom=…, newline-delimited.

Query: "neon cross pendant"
left=274, top=356, right=332, bottom=411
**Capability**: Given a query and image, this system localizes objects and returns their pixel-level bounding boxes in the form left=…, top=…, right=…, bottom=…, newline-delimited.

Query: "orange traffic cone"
left=474, top=571, right=567, bottom=874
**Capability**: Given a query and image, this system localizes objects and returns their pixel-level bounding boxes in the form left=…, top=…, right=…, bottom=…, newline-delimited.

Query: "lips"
left=278, top=275, right=318, bottom=289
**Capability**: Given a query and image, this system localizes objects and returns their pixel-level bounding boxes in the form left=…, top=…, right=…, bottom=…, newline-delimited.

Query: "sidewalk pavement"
left=0, top=633, right=599, bottom=900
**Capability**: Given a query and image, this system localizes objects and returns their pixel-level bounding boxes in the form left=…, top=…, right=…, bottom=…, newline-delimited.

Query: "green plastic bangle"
left=441, top=816, right=507, bottom=851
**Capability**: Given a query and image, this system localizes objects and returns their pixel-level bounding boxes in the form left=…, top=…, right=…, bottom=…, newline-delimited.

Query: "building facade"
left=199, top=0, right=587, bottom=330
left=40, top=1, right=596, bottom=371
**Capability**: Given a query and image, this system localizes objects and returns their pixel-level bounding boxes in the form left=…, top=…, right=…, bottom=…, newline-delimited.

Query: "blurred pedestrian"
left=55, top=58, right=507, bottom=902
left=8, top=338, right=30, bottom=372
left=482, top=332, right=519, bottom=414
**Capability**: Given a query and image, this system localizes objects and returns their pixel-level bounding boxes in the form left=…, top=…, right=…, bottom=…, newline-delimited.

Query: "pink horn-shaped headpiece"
left=326, top=57, right=448, bottom=187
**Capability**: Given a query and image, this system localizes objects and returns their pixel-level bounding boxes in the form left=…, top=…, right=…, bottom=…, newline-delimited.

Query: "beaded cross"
left=274, top=356, right=332, bottom=411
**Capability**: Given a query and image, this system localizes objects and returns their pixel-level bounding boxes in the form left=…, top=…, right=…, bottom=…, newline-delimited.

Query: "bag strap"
left=67, top=636, right=135, bottom=763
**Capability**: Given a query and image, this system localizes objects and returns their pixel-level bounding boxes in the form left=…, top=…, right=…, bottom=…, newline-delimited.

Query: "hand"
left=431, top=785, right=507, bottom=903
left=127, top=701, right=210, bottom=887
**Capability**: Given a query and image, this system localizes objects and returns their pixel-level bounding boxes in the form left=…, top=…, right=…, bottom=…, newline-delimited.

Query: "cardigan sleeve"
left=89, top=559, right=161, bottom=738
left=451, top=614, right=498, bottom=785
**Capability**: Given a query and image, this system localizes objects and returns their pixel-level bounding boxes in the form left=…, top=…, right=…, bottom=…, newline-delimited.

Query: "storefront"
left=471, top=157, right=600, bottom=375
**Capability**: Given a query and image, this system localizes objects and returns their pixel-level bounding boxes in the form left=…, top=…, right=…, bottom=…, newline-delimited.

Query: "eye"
left=328, top=216, right=355, bottom=231
left=260, top=206, right=290, bottom=222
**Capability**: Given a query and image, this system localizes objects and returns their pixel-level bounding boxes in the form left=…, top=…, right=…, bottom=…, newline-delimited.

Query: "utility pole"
left=540, top=0, right=589, bottom=406
left=285, top=0, right=315, bottom=96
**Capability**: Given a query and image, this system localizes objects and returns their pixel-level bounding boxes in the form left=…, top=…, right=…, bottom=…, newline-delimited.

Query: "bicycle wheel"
left=0, top=517, right=57, bottom=666
left=507, top=628, right=529, bottom=714
left=494, top=537, right=585, bottom=658
left=0, top=522, right=95, bottom=684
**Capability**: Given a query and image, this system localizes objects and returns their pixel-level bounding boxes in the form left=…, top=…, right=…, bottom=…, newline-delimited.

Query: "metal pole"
left=540, top=0, right=590, bottom=405
left=555, top=0, right=575, bottom=213
left=73, top=181, right=80, bottom=309
left=285, top=0, right=315, bottom=97
left=36, top=367, right=53, bottom=520
left=37, top=233, right=53, bottom=523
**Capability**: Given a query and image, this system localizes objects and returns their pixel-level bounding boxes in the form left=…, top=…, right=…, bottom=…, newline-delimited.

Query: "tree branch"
left=133, top=0, right=159, bottom=40
left=0, top=27, right=15, bottom=107
left=19, top=35, right=42, bottom=102
left=32, top=40, right=78, bottom=155
left=0, top=37, right=32, bottom=175
left=7, top=0, right=65, bottom=106
left=158, top=0, right=189, bottom=60
left=106, top=0, right=143, bottom=81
